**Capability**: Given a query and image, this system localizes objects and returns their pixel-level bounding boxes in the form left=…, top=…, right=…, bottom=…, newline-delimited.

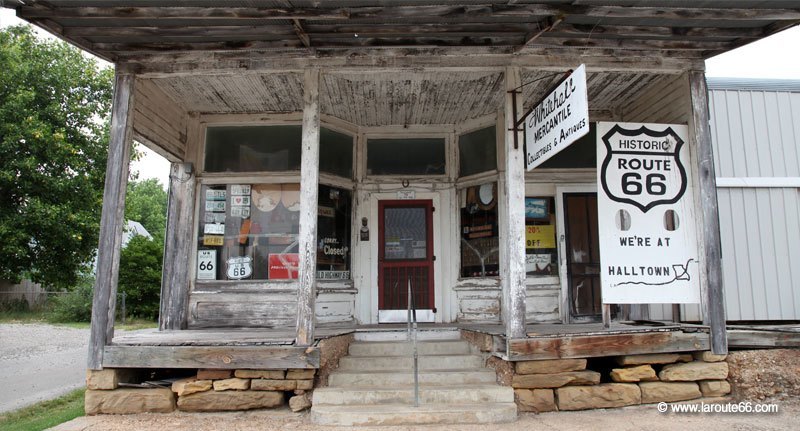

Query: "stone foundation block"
left=515, top=359, right=587, bottom=375
left=289, top=393, right=312, bottom=412
left=659, top=361, right=729, bottom=382
left=286, top=369, right=316, bottom=380
left=693, top=351, right=727, bottom=363
left=678, top=354, right=694, bottom=362
left=699, top=380, right=731, bottom=397
left=197, top=369, right=233, bottom=380
left=556, top=384, right=641, bottom=411
left=251, top=379, right=297, bottom=391
left=86, top=370, right=119, bottom=390
left=235, top=369, right=285, bottom=379
left=512, top=371, right=600, bottom=389
left=515, top=389, right=557, bottom=413
left=640, top=382, right=701, bottom=404
left=85, top=388, right=176, bottom=415
left=610, top=365, right=658, bottom=383
left=296, top=379, right=314, bottom=390
left=172, top=378, right=213, bottom=397
left=177, top=390, right=284, bottom=412
left=213, top=378, right=250, bottom=391
left=616, top=354, right=680, bottom=366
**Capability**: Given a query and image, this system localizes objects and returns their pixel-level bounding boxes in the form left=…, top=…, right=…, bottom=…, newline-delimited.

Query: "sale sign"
left=268, top=253, right=300, bottom=279
left=597, top=122, right=700, bottom=304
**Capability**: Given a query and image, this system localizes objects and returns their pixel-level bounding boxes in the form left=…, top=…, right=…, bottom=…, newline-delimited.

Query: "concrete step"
left=328, top=369, right=498, bottom=387
left=313, top=384, right=514, bottom=405
left=310, top=402, right=518, bottom=426
left=348, top=340, right=471, bottom=356
left=339, top=354, right=484, bottom=371
left=354, top=329, right=461, bottom=342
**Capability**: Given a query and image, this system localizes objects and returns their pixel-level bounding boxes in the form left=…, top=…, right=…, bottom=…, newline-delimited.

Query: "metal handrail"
left=406, top=278, right=420, bottom=407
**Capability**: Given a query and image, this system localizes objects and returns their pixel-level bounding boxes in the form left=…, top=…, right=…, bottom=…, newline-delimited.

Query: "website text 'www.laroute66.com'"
left=657, top=401, right=780, bottom=414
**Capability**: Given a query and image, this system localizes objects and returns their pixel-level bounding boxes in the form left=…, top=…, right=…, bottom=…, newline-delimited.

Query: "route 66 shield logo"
left=599, top=124, right=688, bottom=213
left=226, top=256, right=253, bottom=280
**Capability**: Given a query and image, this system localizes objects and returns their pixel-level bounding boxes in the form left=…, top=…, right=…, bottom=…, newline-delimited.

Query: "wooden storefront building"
left=5, top=0, right=799, bottom=422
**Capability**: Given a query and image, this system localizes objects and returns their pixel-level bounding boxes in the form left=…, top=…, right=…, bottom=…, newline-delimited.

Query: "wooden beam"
left=688, top=70, right=727, bottom=355
left=295, top=69, right=320, bottom=346
left=292, top=19, right=311, bottom=48
left=727, top=330, right=800, bottom=349
left=501, top=66, right=526, bottom=341
left=87, top=72, right=135, bottom=370
left=103, top=345, right=320, bottom=369
left=19, top=6, right=350, bottom=20
left=515, top=17, right=562, bottom=53
left=159, top=162, right=195, bottom=330
left=507, top=331, right=710, bottom=361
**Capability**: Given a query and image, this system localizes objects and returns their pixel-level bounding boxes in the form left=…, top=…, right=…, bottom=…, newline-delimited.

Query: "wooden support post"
left=87, top=73, right=135, bottom=370
left=502, top=67, right=527, bottom=340
left=295, top=68, right=320, bottom=346
left=688, top=70, right=727, bottom=355
left=159, top=162, right=195, bottom=330
left=602, top=304, right=612, bottom=329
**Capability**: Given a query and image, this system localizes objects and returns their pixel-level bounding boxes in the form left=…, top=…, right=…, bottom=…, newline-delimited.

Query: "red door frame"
left=378, top=199, right=435, bottom=310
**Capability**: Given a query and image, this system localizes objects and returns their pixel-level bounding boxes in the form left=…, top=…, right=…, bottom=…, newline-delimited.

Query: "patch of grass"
left=0, top=310, right=49, bottom=324
left=116, top=318, right=158, bottom=331
left=0, top=388, right=84, bottom=431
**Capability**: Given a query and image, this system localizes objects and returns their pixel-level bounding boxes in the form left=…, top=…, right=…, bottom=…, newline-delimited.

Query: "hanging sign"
left=226, top=256, right=253, bottom=280
left=525, top=64, right=590, bottom=170
left=268, top=254, right=300, bottom=279
left=597, top=122, right=700, bottom=304
left=196, top=250, right=217, bottom=280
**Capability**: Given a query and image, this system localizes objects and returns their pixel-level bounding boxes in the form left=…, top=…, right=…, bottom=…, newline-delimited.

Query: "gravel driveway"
left=0, top=323, right=90, bottom=413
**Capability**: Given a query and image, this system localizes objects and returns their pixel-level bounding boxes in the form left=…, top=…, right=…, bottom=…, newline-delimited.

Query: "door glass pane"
left=384, top=207, right=427, bottom=260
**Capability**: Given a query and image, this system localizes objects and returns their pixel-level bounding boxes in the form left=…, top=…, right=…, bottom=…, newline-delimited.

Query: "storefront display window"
left=320, top=128, right=354, bottom=179
left=460, top=182, right=499, bottom=277
left=196, top=183, right=300, bottom=281
left=458, top=126, right=497, bottom=177
left=205, top=126, right=302, bottom=173
left=367, top=138, right=446, bottom=175
left=525, top=196, right=558, bottom=276
left=317, top=185, right=352, bottom=280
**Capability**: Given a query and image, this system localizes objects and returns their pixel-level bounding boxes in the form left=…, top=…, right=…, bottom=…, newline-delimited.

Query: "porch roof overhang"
left=3, top=1, right=799, bottom=76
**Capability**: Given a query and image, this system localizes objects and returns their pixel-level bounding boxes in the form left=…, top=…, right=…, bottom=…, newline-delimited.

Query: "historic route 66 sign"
left=599, top=124, right=687, bottom=213
left=226, top=256, right=253, bottom=280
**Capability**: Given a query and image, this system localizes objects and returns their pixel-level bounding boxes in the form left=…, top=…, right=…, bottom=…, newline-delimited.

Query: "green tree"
left=0, top=25, right=113, bottom=289
left=125, top=177, right=168, bottom=240
left=118, top=235, right=163, bottom=320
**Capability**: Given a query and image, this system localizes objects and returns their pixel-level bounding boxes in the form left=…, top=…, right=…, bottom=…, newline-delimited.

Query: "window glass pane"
left=525, top=196, right=558, bottom=277
left=196, top=183, right=300, bottom=281
left=317, top=185, right=352, bottom=280
left=459, top=126, right=497, bottom=177
left=367, top=138, right=446, bottom=175
left=205, top=125, right=302, bottom=173
left=384, top=207, right=428, bottom=260
left=460, top=182, right=499, bottom=277
left=537, top=123, right=596, bottom=169
left=320, top=128, right=354, bottom=179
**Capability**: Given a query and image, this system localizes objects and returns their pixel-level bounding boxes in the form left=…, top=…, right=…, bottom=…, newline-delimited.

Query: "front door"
left=378, top=200, right=435, bottom=323
left=563, top=193, right=603, bottom=321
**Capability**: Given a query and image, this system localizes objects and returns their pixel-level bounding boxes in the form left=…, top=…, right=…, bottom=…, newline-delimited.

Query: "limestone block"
left=512, top=371, right=600, bottom=389
left=659, top=362, right=729, bottom=382
left=197, top=369, right=233, bottom=380
left=296, top=379, right=314, bottom=390
left=556, top=384, right=641, bottom=411
left=294, top=389, right=306, bottom=395
left=515, top=359, right=587, bottom=375
left=286, top=369, right=316, bottom=380
left=610, top=365, right=658, bottom=383
left=177, top=390, right=284, bottom=412
left=251, top=379, right=297, bottom=391
left=85, top=388, right=176, bottom=415
left=699, top=380, right=731, bottom=397
left=615, top=354, right=680, bottom=366
left=213, top=378, right=250, bottom=391
left=86, top=370, right=119, bottom=390
left=289, top=393, right=312, bottom=412
left=235, top=369, right=285, bottom=379
left=515, top=389, right=557, bottom=413
left=678, top=354, right=694, bottom=363
left=693, top=351, right=728, bottom=363
left=171, top=378, right=212, bottom=397
left=640, top=382, right=701, bottom=404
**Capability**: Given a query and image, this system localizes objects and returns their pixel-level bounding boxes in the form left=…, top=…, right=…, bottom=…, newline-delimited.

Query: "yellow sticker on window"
left=526, top=225, right=555, bottom=249
left=203, top=235, right=225, bottom=246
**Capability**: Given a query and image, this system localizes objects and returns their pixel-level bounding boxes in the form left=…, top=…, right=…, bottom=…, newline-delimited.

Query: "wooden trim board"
left=103, top=345, right=320, bottom=369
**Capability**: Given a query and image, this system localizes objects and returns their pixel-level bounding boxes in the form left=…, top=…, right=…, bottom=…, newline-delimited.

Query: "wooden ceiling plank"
left=292, top=19, right=311, bottom=48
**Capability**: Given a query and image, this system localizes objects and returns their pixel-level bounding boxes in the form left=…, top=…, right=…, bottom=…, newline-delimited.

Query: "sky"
left=2, top=9, right=799, bottom=187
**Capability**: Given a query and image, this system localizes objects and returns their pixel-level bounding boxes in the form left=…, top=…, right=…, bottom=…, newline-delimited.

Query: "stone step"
left=328, top=369, right=497, bottom=387
left=339, top=354, right=484, bottom=371
left=348, top=340, right=471, bottom=356
left=313, top=384, right=514, bottom=405
left=354, top=329, right=461, bottom=342
left=311, top=402, right=518, bottom=426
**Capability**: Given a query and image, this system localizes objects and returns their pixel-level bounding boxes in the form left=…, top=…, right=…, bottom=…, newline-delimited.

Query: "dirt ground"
left=50, top=348, right=800, bottom=431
